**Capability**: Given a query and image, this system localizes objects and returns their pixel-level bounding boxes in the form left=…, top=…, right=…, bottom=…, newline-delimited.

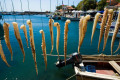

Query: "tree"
left=71, top=5, right=75, bottom=8
left=76, top=0, right=97, bottom=11
left=76, top=1, right=83, bottom=10
left=56, top=5, right=63, bottom=10
left=116, top=0, right=120, bottom=2
left=97, top=0, right=107, bottom=11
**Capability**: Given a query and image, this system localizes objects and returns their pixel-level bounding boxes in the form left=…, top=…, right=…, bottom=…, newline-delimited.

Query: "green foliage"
left=76, top=1, right=83, bottom=10
left=56, top=5, right=76, bottom=10
left=97, top=0, right=107, bottom=11
left=71, top=5, right=75, bottom=8
left=116, top=0, right=120, bottom=2
left=76, top=0, right=97, bottom=11
left=56, top=5, right=63, bottom=10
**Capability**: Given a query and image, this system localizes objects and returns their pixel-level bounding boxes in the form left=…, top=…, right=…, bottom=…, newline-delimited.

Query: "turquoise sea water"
left=0, top=15, right=119, bottom=80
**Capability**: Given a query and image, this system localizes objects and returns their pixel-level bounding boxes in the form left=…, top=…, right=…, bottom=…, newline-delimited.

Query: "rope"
left=4, top=0, right=9, bottom=21
left=50, top=0, right=51, bottom=12
left=11, top=0, right=16, bottom=22
left=66, top=74, right=76, bottom=80
left=40, top=0, right=43, bottom=29
left=57, top=0, right=58, bottom=7
left=50, top=0, right=52, bottom=19
left=27, top=0, right=31, bottom=20
left=0, top=1, right=5, bottom=22
left=20, top=0, right=25, bottom=24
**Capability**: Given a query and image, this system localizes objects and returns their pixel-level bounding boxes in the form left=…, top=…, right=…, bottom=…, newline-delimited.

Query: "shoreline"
left=0, top=11, right=50, bottom=15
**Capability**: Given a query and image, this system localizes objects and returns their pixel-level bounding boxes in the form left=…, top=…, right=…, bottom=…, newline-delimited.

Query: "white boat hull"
left=109, top=31, right=120, bottom=38
left=74, top=62, right=120, bottom=80
left=61, top=16, right=80, bottom=21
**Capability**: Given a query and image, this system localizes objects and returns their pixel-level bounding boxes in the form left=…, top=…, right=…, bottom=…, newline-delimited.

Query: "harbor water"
left=0, top=15, right=119, bottom=80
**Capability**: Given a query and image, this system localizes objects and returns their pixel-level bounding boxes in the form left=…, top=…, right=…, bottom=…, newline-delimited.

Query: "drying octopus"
left=54, top=22, right=60, bottom=59
left=40, top=30, right=47, bottom=70
left=103, top=9, right=113, bottom=51
left=111, top=10, right=120, bottom=55
left=78, top=16, right=84, bottom=53
left=49, top=19, right=54, bottom=54
left=12, top=22, right=25, bottom=62
left=0, top=40, right=10, bottom=67
left=114, top=40, right=120, bottom=53
left=91, top=13, right=101, bottom=44
left=78, top=15, right=91, bottom=53
left=20, top=24, right=29, bottom=48
left=27, top=20, right=38, bottom=75
left=64, top=19, right=71, bottom=65
left=98, top=8, right=108, bottom=52
left=3, top=22, right=13, bottom=61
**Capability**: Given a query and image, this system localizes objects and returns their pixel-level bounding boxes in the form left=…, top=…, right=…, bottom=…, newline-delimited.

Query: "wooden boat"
left=53, top=52, right=120, bottom=80
left=74, top=60, right=120, bottom=80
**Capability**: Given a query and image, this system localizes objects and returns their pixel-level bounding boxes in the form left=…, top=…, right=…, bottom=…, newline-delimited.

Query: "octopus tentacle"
left=20, top=24, right=29, bottom=48
left=64, top=19, right=71, bottom=65
left=111, top=10, right=120, bottom=55
left=103, top=9, right=113, bottom=51
left=54, top=22, right=60, bottom=59
left=3, top=22, right=13, bottom=61
left=27, top=20, right=38, bottom=75
left=98, top=8, right=108, bottom=53
left=40, top=30, right=47, bottom=70
left=12, top=22, right=25, bottom=62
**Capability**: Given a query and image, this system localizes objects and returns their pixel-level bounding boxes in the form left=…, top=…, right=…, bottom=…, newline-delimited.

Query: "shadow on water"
left=0, top=22, right=4, bottom=40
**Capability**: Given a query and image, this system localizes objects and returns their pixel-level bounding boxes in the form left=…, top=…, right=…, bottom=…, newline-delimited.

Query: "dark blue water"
left=0, top=15, right=119, bottom=80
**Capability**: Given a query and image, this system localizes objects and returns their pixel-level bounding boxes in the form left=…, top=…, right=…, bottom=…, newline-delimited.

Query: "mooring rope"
left=66, top=74, right=76, bottom=80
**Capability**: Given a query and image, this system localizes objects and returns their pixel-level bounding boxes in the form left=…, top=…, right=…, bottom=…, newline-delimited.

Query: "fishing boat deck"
left=74, top=61, right=120, bottom=80
left=83, top=61, right=119, bottom=75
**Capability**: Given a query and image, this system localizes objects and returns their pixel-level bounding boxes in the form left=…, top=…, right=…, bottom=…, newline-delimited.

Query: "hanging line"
left=20, top=0, right=25, bottom=24
left=50, top=0, right=52, bottom=19
left=57, top=0, right=58, bottom=7
left=4, top=0, right=9, bottom=21
left=27, top=0, right=31, bottom=20
left=50, top=0, right=51, bottom=12
left=40, top=0, right=43, bottom=29
left=0, top=1, right=5, bottom=23
left=11, top=0, right=16, bottom=22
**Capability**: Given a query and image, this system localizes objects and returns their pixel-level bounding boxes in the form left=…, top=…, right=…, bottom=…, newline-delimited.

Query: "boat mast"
left=68, top=0, right=69, bottom=6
